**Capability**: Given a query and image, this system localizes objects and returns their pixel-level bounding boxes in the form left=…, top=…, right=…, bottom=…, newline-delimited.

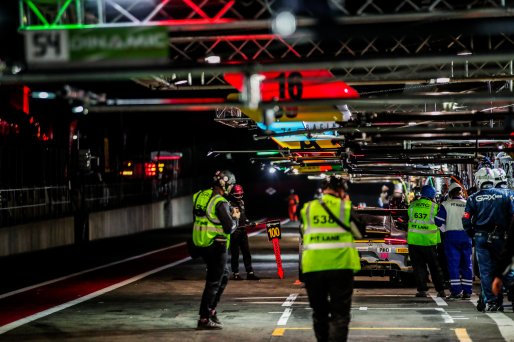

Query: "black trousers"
left=230, top=228, right=254, bottom=274
left=198, top=241, right=229, bottom=319
left=408, top=244, right=445, bottom=293
left=304, top=269, right=354, bottom=342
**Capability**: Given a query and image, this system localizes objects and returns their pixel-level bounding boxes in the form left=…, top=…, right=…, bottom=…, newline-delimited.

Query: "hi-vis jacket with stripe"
left=192, top=189, right=231, bottom=247
left=407, top=198, right=441, bottom=246
left=300, top=194, right=360, bottom=273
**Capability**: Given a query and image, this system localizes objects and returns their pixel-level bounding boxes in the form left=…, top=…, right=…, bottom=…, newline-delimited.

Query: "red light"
left=145, top=162, right=157, bottom=177
left=153, top=156, right=181, bottom=161
left=384, top=237, right=407, bottom=245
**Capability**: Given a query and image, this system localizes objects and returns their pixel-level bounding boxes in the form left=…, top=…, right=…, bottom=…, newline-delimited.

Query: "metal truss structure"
left=13, top=0, right=514, bottom=173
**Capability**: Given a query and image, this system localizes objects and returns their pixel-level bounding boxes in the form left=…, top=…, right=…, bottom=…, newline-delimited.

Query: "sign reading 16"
left=312, top=215, right=334, bottom=224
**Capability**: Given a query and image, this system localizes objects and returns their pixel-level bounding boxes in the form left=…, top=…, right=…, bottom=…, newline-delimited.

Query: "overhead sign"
left=272, top=137, right=342, bottom=150
left=256, top=121, right=341, bottom=141
left=224, top=70, right=359, bottom=101
left=24, top=27, right=168, bottom=67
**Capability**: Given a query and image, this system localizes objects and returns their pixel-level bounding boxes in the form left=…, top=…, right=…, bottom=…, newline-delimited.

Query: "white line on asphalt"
left=277, top=293, right=299, bottom=326
left=277, top=308, right=293, bottom=326
left=0, top=242, right=187, bottom=300
left=435, top=307, right=454, bottom=324
left=429, top=293, right=448, bottom=306
left=485, top=313, right=514, bottom=342
left=359, top=307, right=368, bottom=311
left=248, top=301, right=309, bottom=305
left=471, top=297, right=514, bottom=341
left=282, top=294, right=299, bottom=307
left=0, top=257, right=191, bottom=335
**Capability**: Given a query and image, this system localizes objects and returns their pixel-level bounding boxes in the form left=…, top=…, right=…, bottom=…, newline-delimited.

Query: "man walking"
left=300, top=175, right=364, bottom=342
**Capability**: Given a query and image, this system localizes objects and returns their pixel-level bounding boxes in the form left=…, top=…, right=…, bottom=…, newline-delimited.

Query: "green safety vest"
left=300, top=194, right=361, bottom=273
left=192, top=189, right=231, bottom=248
left=407, top=198, right=441, bottom=246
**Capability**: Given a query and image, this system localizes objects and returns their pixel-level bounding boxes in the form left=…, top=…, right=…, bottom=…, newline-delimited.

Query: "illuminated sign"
left=25, top=27, right=168, bottom=67
left=224, top=70, right=359, bottom=101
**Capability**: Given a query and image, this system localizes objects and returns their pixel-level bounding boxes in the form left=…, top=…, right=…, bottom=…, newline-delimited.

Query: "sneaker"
left=232, top=273, right=242, bottom=280
left=209, top=310, right=222, bottom=325
left=461, top=293, right=471, bottom=300
left=437, top=291, right=447, bottom=298
left=486, top=303, right=502, bottom=312
left=415, top=291, right=428, bottom=297
left=197, top=318, right=223, bottom=330
left=247, top=272, right=260, bottom=281
left=447, top=293, right=462, bottom=300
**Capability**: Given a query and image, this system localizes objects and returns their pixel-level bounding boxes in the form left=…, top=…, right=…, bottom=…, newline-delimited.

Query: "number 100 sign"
left=266, top=220, right=282, bottom=241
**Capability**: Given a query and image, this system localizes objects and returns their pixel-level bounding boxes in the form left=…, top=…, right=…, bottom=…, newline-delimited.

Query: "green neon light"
left=256, top=151, right=280, bottom=156
left=24, top=0, right=49, bottom=26
left=52, top=0, right=74, bottom=25
left=21, top=24, right=98, bottom=30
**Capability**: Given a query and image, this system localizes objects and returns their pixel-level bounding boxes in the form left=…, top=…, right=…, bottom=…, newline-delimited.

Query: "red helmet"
left=232, top=184, right=244, bottom=199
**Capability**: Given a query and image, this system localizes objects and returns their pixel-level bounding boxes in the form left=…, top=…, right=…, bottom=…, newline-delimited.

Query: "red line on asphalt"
left=0, top=244, right=190, bottom=327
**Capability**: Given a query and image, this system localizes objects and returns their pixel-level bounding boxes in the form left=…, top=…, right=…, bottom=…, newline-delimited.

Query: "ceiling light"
left=205, top=55, right=221, bottom=64
left=32, top=91, right=56, bottom=99
left=272, top=11, right=297, bottom=37
left=71, top=106, right=84, bottom=113
left=174, top=80, right=188, bottom=85
left=435, top=78, right=450, bottom=84
left=457, top=50, right=472, bottom=56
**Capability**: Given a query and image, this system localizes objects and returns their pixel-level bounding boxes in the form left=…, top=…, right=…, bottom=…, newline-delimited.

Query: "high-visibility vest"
left=300, top=194, right=361, bottom=273
left=407, top=198, right=440, bottom=246
left=192, top=189, right=230, bottom=247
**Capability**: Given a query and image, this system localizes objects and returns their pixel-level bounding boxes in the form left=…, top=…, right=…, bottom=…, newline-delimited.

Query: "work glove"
left=231, top=207, right=241, bottom=220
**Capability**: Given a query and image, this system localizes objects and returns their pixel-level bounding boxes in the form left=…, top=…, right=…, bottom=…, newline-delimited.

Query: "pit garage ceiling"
left=3, top=0, right=514, bottom=174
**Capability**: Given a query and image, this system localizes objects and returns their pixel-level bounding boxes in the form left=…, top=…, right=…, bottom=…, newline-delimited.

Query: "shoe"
left=415, top=291, right=428, bottom=297
left=447, top=293, right=462, bottom=300
left=247, top=272, right=260, bottom=280
left=486, top=303, right=502, bottom=312
left=461, top=293, right=471, bottom=300
left=232, top=273, right=242, bottom=280
left=477, top=296, right=486, bottom=312
left=197, top=318, right=223, bottom=330
left=437, top=291, right=447, bottom=298
left=209, top=310, right=222, bottom=325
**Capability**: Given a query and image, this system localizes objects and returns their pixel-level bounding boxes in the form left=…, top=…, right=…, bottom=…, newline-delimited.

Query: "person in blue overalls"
left=439, top=182, right=473, bottom=299
left=463, top=167, right=514, bottom=312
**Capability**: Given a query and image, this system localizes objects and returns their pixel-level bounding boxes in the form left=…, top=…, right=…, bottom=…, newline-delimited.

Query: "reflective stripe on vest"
left=300, top=194, right=360, bottom=273
left=303, top=242, right=355, bottom=250
left=407, top=198, right=439, bottom=246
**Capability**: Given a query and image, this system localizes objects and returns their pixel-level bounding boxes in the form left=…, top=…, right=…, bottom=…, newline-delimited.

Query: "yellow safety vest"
left=192, top=189, right=231, bottom=247
left=407, top=198, right=440, bottom=246
left=300, top=194, right=361, bottom=273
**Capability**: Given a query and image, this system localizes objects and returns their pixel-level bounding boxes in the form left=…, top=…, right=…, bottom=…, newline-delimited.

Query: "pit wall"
left=0, top=195, right=193, bottom=257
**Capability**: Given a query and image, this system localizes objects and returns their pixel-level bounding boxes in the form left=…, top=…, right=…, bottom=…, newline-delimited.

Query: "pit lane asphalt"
left=0, top=220, right=513, bottom=342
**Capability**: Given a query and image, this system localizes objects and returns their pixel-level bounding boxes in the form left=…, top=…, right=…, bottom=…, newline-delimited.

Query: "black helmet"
left=213, top=170, right=236, bottom=193
left=322, top=175, right=348, bottom=192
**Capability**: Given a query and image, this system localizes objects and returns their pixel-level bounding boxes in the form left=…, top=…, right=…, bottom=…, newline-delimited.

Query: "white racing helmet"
left=474, top=167, right=495, bottom=189
left=492, top=168, right=508, bottom=188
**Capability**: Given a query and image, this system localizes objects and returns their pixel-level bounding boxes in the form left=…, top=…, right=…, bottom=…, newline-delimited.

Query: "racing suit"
left=288, top=192, right=300, bottom=221
left=463, top=186, right=514, bottom=308
left=440, top=195, right=473, bottom=297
